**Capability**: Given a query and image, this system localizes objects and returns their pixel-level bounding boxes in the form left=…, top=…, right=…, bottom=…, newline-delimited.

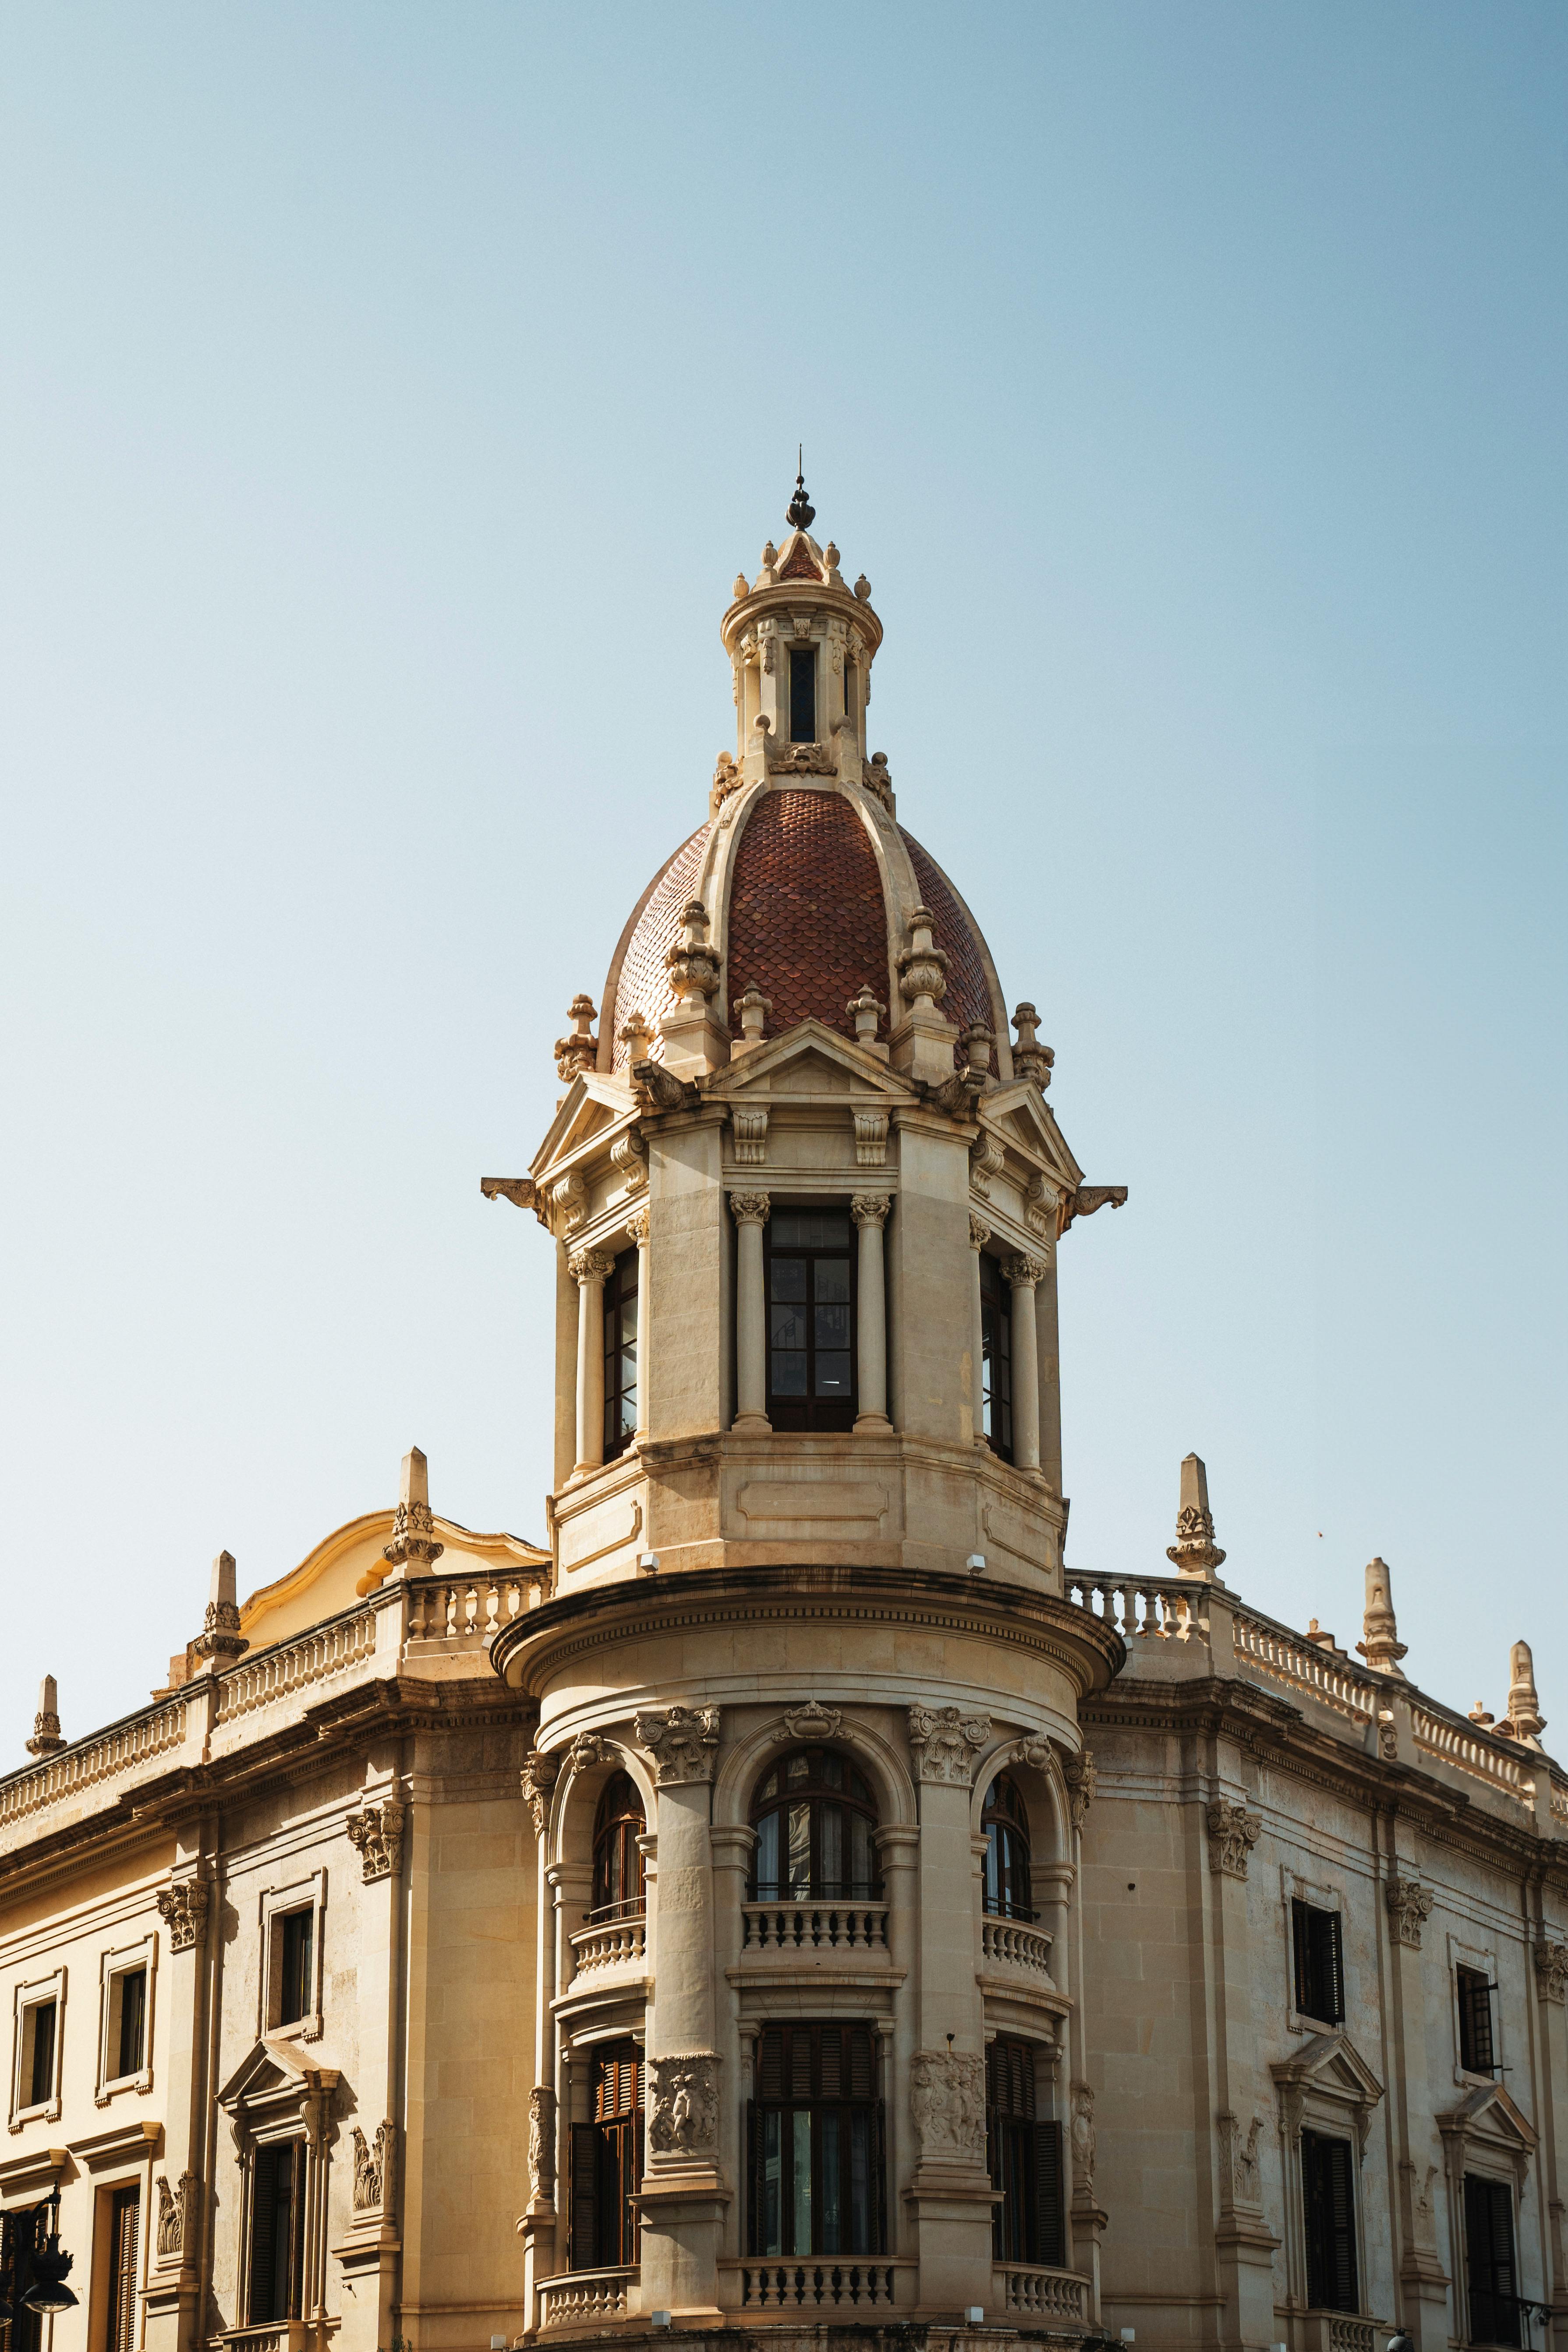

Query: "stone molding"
left=1386, top=1874, right=1435, bottom=1948
left=907, top=1704, right=990, bottom=1785
left=636, top=1705, right=722, bottom=1784
left=647, top=2053, right=720, bottom=2157
left=345, top=1800, right=406, bottom=1884
left=1206, top=1798, right=1261, bottom=1878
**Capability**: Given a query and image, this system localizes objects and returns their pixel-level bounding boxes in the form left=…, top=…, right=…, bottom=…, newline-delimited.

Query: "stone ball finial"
left=732, top=573, right=750, bottom=600
left=853, top=575, right=872, bottom=602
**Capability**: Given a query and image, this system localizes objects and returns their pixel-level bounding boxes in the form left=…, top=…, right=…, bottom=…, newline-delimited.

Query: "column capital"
left=626, top=1208, right=651, bottom=1247
left=1003, top=1250, right=1047, bottom=1289
left=968, top=1212, right=992, bottom=1251
left=728, top=1190, right=771, bottom=1227
left=568, top=1245, right=614, bottom=1286
left=850, top=1192, right=891, bottom=1229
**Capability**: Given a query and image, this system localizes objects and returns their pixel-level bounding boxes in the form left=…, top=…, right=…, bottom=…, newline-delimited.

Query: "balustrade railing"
left=1325, top=2318, right=1376, bottom=2352
left=220, top=2325, right=310, bottom=2352
left=740, top=1900, right=890, bottom=1954
left=215, top=1608, right=378, bottom=1721
left=737, top=2263, right=898, bottom=2310
left=980, top=1916, right=1055, bottom=1977
left=993, top=2265, right=1089, bottom=2320
left=0, top=1697, right=189, bottom=1831
left=405, top=1574, right=531, bottom=1645
left=570, top=1915, right=648, bottom=1978
left=1410, top=1706, right=1533, bottom=1805
left=1066, top=1575, right=1205, bottom=1642
left=1230, top=1612, right=1378, bottom=1725
left=538, top=2267, right=636, bottom=2328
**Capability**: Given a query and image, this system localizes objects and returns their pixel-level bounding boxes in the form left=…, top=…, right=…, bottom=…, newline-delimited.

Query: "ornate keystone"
left=853, top=1110, right=889, bottom=1165
left=647, top=2053, right=720, bottom=2157
left=191, top=1551, right=249, bottom=1668
left=910, top=2051, right=985, bottom=2164
left=156, top=1878, right=210, bottom=1954
left=1205, top=1798, right=1261, bottom=1878
left=732, top=1107, right=769, bottom=1165
left=553, top=994, right=598, bottom=1086
left=520, top=1750, right=559, bottom=1835
left=1385, top=1874, right=1434, bottom=1948
left=346, top=1800, right=406, bottom=1884
left=1011, top=1002, right=1055, bottom=1090
left=1357, top=1557, right=1408, bottom=1676
left=776, top=1700, right=843, bottom=1744
left=635, top=1705, right=721, bottom=1784
left=25, top=1675, right=65, bottom=1758
left=564, top=1732, right=616, bottom=1777
left=907, top=1704, right=990, bottom=1785
left=1166, top=1453, right=1226, bottom=1579
left=383, top=1447, right=444, bottom=1572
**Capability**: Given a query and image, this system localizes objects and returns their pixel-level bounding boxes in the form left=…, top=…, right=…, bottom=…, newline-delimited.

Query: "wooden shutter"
left=1292, top=1901, right=1312, bottom=2014
left=746, top=2101, right=761, bottom=2256
left=874, top=2099, right=888, bottom=2256
left=1465, top=2173, right=1518, bottom=2345
left=108, top=2186, right=140, bottom=2352
left=1034, top=2121, right=1065, bottom=2268
left=1321, top=1913, right=1345, bottom=2026
left=570, top=2123, right=599, bottom=2271
left=1303, top=2131, right=1358, bottom=2312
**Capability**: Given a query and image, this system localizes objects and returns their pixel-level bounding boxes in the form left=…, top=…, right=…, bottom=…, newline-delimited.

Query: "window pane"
left=762, top=2111, right=782, bottom=2254
left=771, top=1256, right=807, bottom=1300
left=815, top=1351, right=852, bottom=1396
left=791, top=2110, right=813, bottom=2251
left=619, top=1298, right=637, bottom=1344
left=849, top=2111, right=871, bottom=2253
left=850, top=1810, right=874, bottom=1896
left=819, top=1803, right=843, bottom=1892
left=775, top=1212, right=850, bottom=1250
left=821, top=2111, right=842, bottom=2254
left=814, top=1260, right=850, bottom=1304
left=786, top=1803, right=811, bottom=1892
left=814, top=1303, right=851, bottom=1349
left=771, top=1352, right=807, bottom=1395
left=771, top=1302, right=807, bottom=1349
left=755, top=1813, right=779, bottom=1894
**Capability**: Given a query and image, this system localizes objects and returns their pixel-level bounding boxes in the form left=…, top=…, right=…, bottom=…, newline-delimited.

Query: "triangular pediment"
left=977, top=1083, right=1084, bottom=1188
left=1440, top=2079, right=1538, bottom=2155
left=1272, top=2029, right=1385, bottom=2110
left=530, top=1072, right=637, bottom=1180
left=218, top=2035, right=341, bottom=2112
left=711, top=1020, right=912, bottom=1102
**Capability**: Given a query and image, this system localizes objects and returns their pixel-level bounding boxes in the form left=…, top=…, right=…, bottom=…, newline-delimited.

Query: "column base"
left=730, top=1413, right=772, bottom=1436
left=853, top=1411, right=893, bottom=1433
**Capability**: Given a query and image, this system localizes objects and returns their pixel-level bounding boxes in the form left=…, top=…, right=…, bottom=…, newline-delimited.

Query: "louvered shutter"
left=108, top=2187, right=140, bottom=2352
left=1325, top=2136, right=1358, bottom=2312
left=1292, top=1900, right=1312, bottom=2014
left=570, top=2123, right=599, bottom=2271
left=1034, top=2121, right=1065, bottom=2268
left=1322, top=1913, right=1345, bottom=2026
left=874, top=2099, right=888, bottom=2256
left=746, top=2101, right=761, bottom=2256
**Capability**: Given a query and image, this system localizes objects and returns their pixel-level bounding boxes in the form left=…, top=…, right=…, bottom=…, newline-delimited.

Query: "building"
left=3, top=482, right=1565, bottom=2352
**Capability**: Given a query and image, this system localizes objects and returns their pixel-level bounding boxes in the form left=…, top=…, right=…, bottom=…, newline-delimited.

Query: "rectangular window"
left=1465, top=2173, right=1520, bottom=2346
left=602, top=1248, right=639, bottom=1462
left=106, top=2184, right=141, bottom=2352
left=278, top=1910, right=314, bottom=2028
left=789, top=646, right=817, bottom=743
left=25, top=1999, right=58, bottom=2109
left=114, top=1968, right=147, bottom=2081
left=1458, top=1967, right=1496, bottom=2076
left=987, top=2037, right=1064, bottom=2267
left=248, top=2141, right=304, bottom=2323
left=1292, top=1900, right=1345, bottom=2026
left=748, top=2022, right=883, bottom=2259
left=1302, top=2129, right=1358, bottom=2313
left=979, top=1254, right=1012, bottom=1460
left=570, top=2043, right=642, bottom=2271
left=766, top=1210, right=857, bottom=1432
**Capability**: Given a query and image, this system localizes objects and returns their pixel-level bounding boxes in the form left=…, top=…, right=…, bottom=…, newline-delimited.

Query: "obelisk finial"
left=1166, top=1453, right=1226, bottom=1580
left=1356, top=1557, right=1407, bottom=1677
left=25, top=1675, right=65, bottom=1758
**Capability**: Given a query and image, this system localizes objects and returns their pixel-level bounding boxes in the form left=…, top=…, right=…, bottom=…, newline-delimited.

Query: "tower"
left=492, top=479, right=1129, bottom=2327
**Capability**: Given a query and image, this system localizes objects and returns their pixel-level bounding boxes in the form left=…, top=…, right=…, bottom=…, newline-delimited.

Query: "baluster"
left=482, top=1580, right=499, bottom=1634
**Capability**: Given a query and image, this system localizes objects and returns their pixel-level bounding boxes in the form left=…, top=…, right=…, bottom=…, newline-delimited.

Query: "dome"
left=602, top=781, right=1003, bottom=1072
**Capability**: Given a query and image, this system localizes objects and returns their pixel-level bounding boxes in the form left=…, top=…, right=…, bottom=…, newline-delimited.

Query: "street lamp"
left=0, top=2194, right=78, bottom=2320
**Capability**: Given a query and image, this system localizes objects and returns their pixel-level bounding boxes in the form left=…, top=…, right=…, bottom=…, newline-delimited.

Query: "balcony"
left=980, top=1915, right=1056, bottom=1978
left=569, top=1913, right=648, bottom=1984
left=220, top=2327, right=312, bottom=2352
left=726, top=2260, right=905, bottom=2312
left=741, top=1900, right=890, bottom=1955
left=538, top=2267, right=637, bottom=2329
left=992, top=2265, right=1090, bottom=2321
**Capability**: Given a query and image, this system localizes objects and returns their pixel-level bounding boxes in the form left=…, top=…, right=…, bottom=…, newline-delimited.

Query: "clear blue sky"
left=2, top=4, right=1563, bottom=1758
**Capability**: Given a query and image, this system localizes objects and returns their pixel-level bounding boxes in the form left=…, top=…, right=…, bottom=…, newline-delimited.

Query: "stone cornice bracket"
left=190, top=1550, right=249, bottom=1668
left=567, top=1246, right=615, bottom=1286
left=610, top=1129, right=647, bottom=1191
left=1535, top=1941, right=1568, bottom=2005
left=1002, top=1251, right=1048, bottom=1290
left=345, top=1799, right=406, bottom=1884
left=773, top=1700, right=844, bottom=1745
left=728, top=1190, right=771, bottom=1228
left=664, top=900, right=722, bottom=1005
left=969, top=1131, right=1005, bottom=1198
left=155, top=1876, right=210, bottom=1954
left=1386, top=1874, right=1434, bottom=1948
left=1062, top=1749, right=1097, bottom=1834
left=635, top=1705, right=722, bottom=1784
left=520, top=1750, right=560, bottom=1836
left=853, top=1109, right=889, bottom=1165
left=481, top=1176, right=540, bottom=1215
left=631, top=1057, right=695, bottom=1113
left=1025, top=1174, right=1062, bottom=1241
left=907, top=1703, right=991, bottom=1785
left=1011, top=1003, right=1055, bottom=1091
left=1166, top=1452, right=1226, bottom=1580
left=1356, top=1556, right=1408, bottom=1676
left=553, top=994, right=598, bottom=1086
left=732, top=1106, right=769, bottom=1166
left=1206, top=1797, right=1261, bottom=1878
left=550, top=1168, right=588, bottom=1236
left=383, top=1445, right=444, bottom=1572
left=25, top=1675, right=65, bottom=1758
left=850, top=1194, right=890, bottom=1230
left=1070, top=1184, right=1129, bottom=1224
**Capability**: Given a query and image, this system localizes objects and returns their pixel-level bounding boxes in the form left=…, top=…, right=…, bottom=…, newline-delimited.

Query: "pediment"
left=711, top=1020, right=912, bottom=1102
left=1439, top=2079, right=1538, bottom=2156
left=218, top=2035, right=341, bottom=2112
left=530, top=1073, right=637, bottom=1180
left=978, top=1089, right=1083, bottom=1192
left=1272, top=2030, right=1385, bottom=2132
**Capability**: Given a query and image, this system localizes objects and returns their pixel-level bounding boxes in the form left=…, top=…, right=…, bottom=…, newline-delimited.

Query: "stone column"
left=969, top=1216, right=990, bottom=1447
left=569, top=1247, right=612, bottom=1474
left=876, top=1826, right=921, bottom=2259
left=145, top=1831, right=215, bottom=2352
left=634, top=1707, right=725, bottom=2321
left=851, top=1194, right=892, bottom=1430
left=729, top=1194, right=771, bottom=1435
left=628, top=1209, right=652, bottom=1439
left=1004, top=1254, right=1046, bottom=1473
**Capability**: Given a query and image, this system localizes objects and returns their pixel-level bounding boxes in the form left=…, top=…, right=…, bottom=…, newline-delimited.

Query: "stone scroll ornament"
left=647, top=2054, right=720, bottom=2157
left=910, top=2051, right=986, bottom=2164
left=528, top=2086, right=556, bottom=2205
left=1205, top=1798, right=1262, bottom=1879
left=156, top=1880, right=210, bottom=1954
left=1385, top=1875, right=1434, bottom=1949
left=520, top=1750, right=560, bottom=1837
left=776, top=1700, right=843, bottom=1745
left=635, top=1705, right=721, bottom=1785
left=155, top=2173, right=198, bottom=2261
left=346, top=1800, right=406, bottom=1884
left=907, top=1704, right=991, bottom=1786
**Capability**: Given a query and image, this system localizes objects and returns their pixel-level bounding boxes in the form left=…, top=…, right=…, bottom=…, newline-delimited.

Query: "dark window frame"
left=248, top=2139, right=306, bottom=2324
left=747, top=2021, right=885, bottom=2259
left=25, top=1998, right=58, bottom=2110
left=1465, top=2172, right=1521, bottom=2347
left=982, top=1775, right=1035, bottom=1921
left=278, top=1909, right=314, bottom=2030
left=979, top=1253, right=1013, bottom=1461
left=765, top=1208, right=858, bottom=1433
left=986, top=2037, right=1065, bottom=2267
left=115, top=1966, right=148, bottom=2081
left=591, top=1772, right=648, bottom=1924
left=570, top=2041, right=642, bottom=2272
left=107, top=2183, right=141, bottom=2352
left=1302, top=2128, right=1359, bottom=2313
left=602, top=1248, right=639, bottom=1463
left=750, top=1747, right=881, bottom=1903
left=1458, top=1966, right=1497, bottom=2077
left=788, top=645, right=818, bottom=743
left=1292, top=1899, right=1345, bottom=2027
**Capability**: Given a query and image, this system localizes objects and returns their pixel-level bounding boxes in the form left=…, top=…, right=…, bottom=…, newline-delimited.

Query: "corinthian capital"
left=728, top=1192, right=770, bottom=1228
left=568, top=1247, right=615, bottom=1286
left=1002, top=1252, right=1047, bottom=1290
left=850, top=1194, right=890, bottom=1230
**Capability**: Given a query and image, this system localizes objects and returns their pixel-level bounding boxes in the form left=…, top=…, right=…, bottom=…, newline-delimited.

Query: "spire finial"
left=786, top=448, right=815, bottom=532
left=1166, top=1452, right=1226, bottom=1580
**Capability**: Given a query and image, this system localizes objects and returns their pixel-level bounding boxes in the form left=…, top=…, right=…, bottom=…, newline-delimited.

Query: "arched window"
left=591, top=1772, right=646, bottom=1922
left=982, top=1774, right=1034, bottom=1920
left=750, top=1747, right=880, bottom=1901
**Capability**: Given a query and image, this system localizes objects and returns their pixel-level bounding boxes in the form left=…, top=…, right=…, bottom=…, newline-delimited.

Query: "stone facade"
left=1, top=493, right=1564, bottom=2352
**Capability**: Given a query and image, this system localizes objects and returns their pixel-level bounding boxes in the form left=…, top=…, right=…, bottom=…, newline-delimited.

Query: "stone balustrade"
left=570, top=1914, right=648, bottom=1979
left=219, top=2325, right=311, bottom=2352
left=538, top=2267, right=636, bottom=2329
left=1066, top=1573, right=1205, bottom=1642
left=1410, top=1705, right=1534, bottom=1806
left=0, top=1696, right=187, bottom=1833
left=405, top=1573, right=532, bottom=1646
left=740, top=1899, right=891, bottom=1954
left=980, top=1914, right=1055, bottom=1977
left=215, top=1608, right=378, bottom=1722
left=993, top=2264, right=1090, bottom=2320
left=1231, top=1611, right=1378, bottom=1726
left=730, top=2261, right=902, bottom=2310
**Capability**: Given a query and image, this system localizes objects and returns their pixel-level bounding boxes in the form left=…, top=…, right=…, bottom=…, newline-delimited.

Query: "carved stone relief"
left=1536, top=1941, right=1568, bottom=2005
left=1206, top=1798, right=1261, bottom=1879
left=1070, top=2081, right=1097, bottom=2198
left=636, top=1705, right=721, bottom=1784
left=1386, top=1875, right=1435, bottom=1948
left=520, top=1750, right=559, bottom=1836
left=528, top=2084, right=556, bottom=2205
left=907, top=1704, right=990, bottom=1785
left=154, top=2172, right=199, bottom=2261
left=1063, top=1750, right=1097, bottom=1835
left=647, top=2054, right=720, bottom=2157
left=776, top=1700, right=843, bottom=1745
left=156, top=1880, right=210, bottom=1954
left=1218, top=2111, right=1263, bottom=2211
left=345, top=1800, right=406, bottom=1884
left=910, top=2050, right=985, bottom=2164
left=351, top=2120, right=395, bottom=2214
